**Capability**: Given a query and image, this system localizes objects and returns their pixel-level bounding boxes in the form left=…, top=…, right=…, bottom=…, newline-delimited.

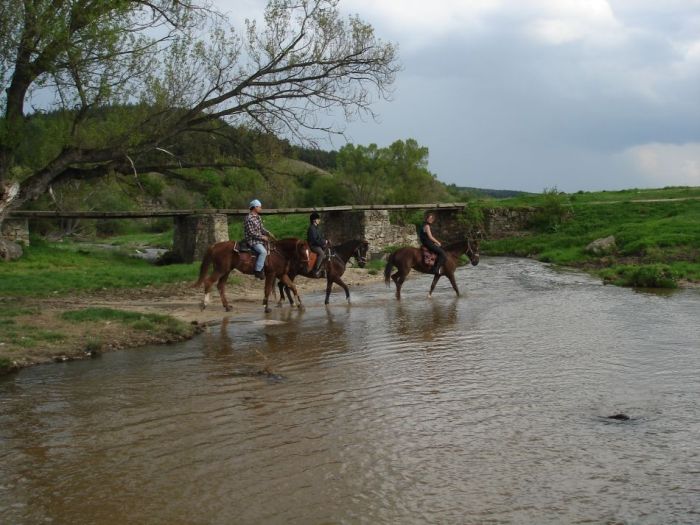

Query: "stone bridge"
left=4, top=204, right=535, bottom=263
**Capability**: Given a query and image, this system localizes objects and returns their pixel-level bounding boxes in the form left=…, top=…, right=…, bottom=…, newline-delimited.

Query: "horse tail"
left=384, top=252, right=394, bottom=286
left=193, top=247, right=213, bottom=288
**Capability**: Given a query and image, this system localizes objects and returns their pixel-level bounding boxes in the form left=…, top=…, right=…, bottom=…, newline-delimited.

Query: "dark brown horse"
left=384, top=239, right=480, bottom=300
left=194, top=238, right=311, bottom=312
left=278, top=239, right=370, bottom=305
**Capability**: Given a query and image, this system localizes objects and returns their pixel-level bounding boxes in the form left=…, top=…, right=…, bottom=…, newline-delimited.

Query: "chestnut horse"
left=261, top=238, right=312, bottom=313
left=384, top=238, right=480, bottom=300
left=194, top=238, right=311, bottom=312
left=278, top=239, right=370, bottom=305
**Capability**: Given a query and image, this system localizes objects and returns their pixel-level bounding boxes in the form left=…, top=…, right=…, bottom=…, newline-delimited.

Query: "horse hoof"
left=265, top=307, right=271, bottom=313
left=225, top=306, right=233, bottom=312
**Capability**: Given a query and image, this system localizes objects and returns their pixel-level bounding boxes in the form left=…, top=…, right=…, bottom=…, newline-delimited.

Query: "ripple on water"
left=1, top=258, right=699, bottom=524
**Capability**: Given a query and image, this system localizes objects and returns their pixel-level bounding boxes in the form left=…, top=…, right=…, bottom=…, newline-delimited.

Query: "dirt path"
left=1, top=269, right=382, bottom=374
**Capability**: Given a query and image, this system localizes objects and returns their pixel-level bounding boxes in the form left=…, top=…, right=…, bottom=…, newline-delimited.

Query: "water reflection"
left=391, top=297, right=459, bottom=342
left=1, top=258, right=699, bottom=524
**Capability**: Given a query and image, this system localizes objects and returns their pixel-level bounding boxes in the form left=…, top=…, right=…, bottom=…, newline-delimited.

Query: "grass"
left=227, top=213, right=309, bottom=241
left=481, top=187, right=700, bottom=287
left=61, top=307, right=193, bottom=337
left=0, top=238, right=197, bottom=297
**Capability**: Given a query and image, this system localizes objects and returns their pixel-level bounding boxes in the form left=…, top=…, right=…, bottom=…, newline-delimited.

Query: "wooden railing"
left=7, top=202, right=467, bottom=219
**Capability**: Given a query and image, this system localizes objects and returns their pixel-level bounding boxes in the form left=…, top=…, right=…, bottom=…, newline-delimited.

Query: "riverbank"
left=0, top=268, right=381, bottom=376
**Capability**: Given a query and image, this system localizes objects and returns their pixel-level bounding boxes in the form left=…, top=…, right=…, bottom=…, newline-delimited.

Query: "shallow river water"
left=1, top=257, right=699, bottom=524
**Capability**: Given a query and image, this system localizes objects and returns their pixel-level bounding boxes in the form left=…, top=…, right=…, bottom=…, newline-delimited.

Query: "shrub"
left=602, top=264, right=678, bottom=288
left=528, top=187, right=572, bottom=232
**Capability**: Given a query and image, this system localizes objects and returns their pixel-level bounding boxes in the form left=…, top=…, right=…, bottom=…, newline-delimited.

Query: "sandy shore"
left=0, top=268, right=383, bottom=374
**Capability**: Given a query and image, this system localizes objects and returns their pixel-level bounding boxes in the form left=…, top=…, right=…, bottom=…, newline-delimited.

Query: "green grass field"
left=481, top=187, right=700, bottom=287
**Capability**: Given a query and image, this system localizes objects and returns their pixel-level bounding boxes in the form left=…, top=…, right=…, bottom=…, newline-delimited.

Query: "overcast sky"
left=221, top=0, right=700, bottom=192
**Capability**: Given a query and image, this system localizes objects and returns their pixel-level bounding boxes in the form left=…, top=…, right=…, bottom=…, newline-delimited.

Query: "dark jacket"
left=307, top=223, right=326, bottom=248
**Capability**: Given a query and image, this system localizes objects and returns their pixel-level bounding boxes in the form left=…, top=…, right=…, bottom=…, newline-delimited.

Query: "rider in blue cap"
left=244, top=199, right=273, bottom=279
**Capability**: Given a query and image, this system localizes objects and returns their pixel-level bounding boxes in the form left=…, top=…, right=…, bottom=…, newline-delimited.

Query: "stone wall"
left=173, top=214, right=229, bottom=263
left=1, top=218, right=30, bottom=245
left=483, top=207, right=535, bottom=238
left=322, top=210, right=418, bottom=258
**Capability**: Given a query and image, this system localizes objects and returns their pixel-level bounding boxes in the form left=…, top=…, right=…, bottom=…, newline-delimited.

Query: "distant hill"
left=455, top=187, right=531, bottom=199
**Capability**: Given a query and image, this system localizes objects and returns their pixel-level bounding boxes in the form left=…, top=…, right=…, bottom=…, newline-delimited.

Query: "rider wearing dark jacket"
left=419, top=212, right=446, bottom=275
left=307, top=212, right=328, bottom=276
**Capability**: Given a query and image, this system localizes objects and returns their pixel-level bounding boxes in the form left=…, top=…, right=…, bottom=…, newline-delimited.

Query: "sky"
left=221, top=1, right=700, bottom=192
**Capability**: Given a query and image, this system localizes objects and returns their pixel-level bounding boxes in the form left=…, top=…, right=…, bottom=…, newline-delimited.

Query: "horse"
left=261, top=238, right=312, bottom=313
left=384, top=238, right=480, bottom=300
left=194, top=238, right=311, bottom=312
left=277, top=239, right=370, bottom=305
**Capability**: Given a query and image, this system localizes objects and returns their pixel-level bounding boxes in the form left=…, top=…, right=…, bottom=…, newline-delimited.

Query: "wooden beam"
left=7, top=203, right=468, bottom=219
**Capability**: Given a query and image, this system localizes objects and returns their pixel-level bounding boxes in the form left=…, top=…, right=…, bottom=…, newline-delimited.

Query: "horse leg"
left=285, top=285, right=294, bottom=306
left=201, top=271, right=223, bottom=310
left=276, top=280, right=285, bottom=307
left=280, top=274, right=303, bottom=309
left=428, top=274, right=441, bottom=298
left=395, top=274, right=406, bottom=300
left=325, top=277, right=333, bottom=305
left=263, top=275, right=273, bottom=313
left=217, top=271, right=233, bottom=312
left=446, top=271, right=460, bottom=296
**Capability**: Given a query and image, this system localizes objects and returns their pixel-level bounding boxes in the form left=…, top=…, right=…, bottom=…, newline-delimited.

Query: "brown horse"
left=278, top=239, right=370, bottom=305
left=194, top=238, right=311, bottom=312
left=384, top=238, right=480, bottom=300
left=261, top=238, right=312, bottom=313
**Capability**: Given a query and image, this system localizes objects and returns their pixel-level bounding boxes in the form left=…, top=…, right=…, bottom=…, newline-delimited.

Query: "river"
left=1, top=257, right=699, bottom=524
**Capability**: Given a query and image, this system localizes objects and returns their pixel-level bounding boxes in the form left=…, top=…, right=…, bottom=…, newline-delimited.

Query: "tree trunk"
left=0, top=181, right=21, bottom=228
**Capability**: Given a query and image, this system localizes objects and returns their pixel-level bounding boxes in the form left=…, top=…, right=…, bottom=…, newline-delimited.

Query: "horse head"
left=296, top=239, right=312, bottom=272
left=465, top=238, right=480, bottom=266
left=354, top=240, right=369, bottom=268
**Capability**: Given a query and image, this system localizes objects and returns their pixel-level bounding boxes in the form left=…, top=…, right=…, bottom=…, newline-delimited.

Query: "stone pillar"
left=173, top=214, right=229, bottom=263
left=1, top=218, right=30, bottom=245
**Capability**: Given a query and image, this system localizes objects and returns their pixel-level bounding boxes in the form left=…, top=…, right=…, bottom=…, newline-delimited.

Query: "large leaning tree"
left=0, top=0, right=399, bottom=227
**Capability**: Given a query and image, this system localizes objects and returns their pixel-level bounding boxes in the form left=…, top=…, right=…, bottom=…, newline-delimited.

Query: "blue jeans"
left=252, top=243, right=267, bottom=272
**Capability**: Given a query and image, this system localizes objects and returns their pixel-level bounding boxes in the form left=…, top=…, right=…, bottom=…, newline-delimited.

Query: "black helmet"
left=310, top=212, right=320, bottom=222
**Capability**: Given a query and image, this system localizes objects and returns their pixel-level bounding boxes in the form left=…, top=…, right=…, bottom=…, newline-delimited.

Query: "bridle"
left=465, top=239, right=479, bottom=262
left=353, top=243, right=368, bottom=265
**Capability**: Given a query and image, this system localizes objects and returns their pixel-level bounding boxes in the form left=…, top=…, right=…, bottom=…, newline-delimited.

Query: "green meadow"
left=481, top=187, right=700, bottom=288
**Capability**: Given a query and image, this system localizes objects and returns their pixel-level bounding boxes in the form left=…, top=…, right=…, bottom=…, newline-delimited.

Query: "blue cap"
left=249, top=199, right=262, bottom=208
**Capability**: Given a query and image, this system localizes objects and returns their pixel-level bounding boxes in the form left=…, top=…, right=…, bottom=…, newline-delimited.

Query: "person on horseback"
left=244, top=199, right=273, bottom=280
left=419, top=211, right=446, bottom=275
left=307, top=212, right=329, bottom=277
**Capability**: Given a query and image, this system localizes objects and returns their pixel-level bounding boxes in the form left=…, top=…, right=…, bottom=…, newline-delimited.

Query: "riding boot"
left=255, top=270, right=264, bottom=280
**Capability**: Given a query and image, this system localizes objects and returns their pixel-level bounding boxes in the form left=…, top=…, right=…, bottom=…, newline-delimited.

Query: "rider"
left=307, top=212, right=329, bottom=277
left=419, top=211, right=446, bottom=275
left=244, top=199, right=273, bottom=280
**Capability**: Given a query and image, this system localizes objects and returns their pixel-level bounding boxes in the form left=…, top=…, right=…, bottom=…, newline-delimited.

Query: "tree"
left=334, top=139, right=447, bottom=204
left=0, top=0, right=399, bottom=227
left=384, top=139, right=447, bottom=204
left=335, top=143, right=387, bottom=203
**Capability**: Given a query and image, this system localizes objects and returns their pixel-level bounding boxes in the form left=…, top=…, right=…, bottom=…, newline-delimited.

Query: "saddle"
left=233, top=240, right=253, bottom=253
left=421, top=246, right=437, bottom=268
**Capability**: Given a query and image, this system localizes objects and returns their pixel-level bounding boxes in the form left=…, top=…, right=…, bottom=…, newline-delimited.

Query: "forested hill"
left=455, top=187, right=530, bottom=198
left=15, top=109, right=528, bottom=215
left=17, top=110, right=488, bottom=215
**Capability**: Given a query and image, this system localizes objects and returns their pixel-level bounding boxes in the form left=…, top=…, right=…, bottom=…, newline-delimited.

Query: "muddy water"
left=1, top=258, right=699, bottom=524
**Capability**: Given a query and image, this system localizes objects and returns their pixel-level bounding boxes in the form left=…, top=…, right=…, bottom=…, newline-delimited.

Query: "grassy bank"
left=481, top=187, right=700, bottom=288
left=0, top=239, right=205, bottom=373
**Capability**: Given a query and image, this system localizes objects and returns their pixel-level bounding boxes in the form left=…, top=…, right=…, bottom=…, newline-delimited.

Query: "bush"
left=529, top=187, right=572, bottom=232
left=602, top=264, right=678, bottom=288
